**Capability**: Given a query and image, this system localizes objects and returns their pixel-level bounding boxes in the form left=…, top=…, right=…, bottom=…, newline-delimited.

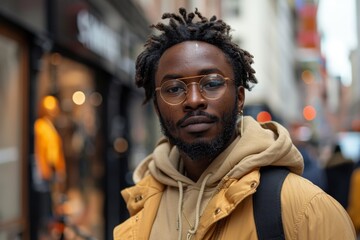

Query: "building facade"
left=0, top=0, right=156, bottom=239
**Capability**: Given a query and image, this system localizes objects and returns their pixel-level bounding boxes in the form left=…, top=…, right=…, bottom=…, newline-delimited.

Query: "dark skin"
left=154, top=41, right=245, bottom=181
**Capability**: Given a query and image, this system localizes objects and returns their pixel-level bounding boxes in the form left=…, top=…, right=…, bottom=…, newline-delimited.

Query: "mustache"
left=176, top=110, right=219, bottom=127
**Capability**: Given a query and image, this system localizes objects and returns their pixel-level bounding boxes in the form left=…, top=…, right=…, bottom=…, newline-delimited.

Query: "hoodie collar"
left=133, top=116, right=304, bottom=186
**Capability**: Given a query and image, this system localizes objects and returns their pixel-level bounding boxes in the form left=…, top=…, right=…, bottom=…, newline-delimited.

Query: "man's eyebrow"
left=161, top=68, right=222, bottom=82
left=198, top=68, right=221, bottom=75
left=161, top=74, right=183, bottom=81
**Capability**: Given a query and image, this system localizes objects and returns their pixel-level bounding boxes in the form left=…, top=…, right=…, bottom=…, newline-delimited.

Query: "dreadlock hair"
left=136, top=8, right=257, bottom=104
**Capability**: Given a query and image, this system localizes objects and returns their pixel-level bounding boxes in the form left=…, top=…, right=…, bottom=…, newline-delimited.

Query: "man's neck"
left=180, top=153, right=212, bottom=182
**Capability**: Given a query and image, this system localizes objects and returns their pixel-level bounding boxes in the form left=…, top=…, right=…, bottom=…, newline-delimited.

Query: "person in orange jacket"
left=34, top=95, right=67, bottom=238
left=34, top=95, right=66, bottom=183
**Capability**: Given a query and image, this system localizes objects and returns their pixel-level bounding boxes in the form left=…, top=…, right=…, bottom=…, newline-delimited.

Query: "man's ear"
left=237, top=86, right=245, bottom=111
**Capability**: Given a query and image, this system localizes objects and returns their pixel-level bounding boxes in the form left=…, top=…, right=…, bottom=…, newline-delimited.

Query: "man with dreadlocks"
left=114, top=8, right=355, bottom=240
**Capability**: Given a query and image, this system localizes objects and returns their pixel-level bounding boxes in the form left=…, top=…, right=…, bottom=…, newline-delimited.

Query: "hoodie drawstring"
left=177, top=173, right=212, bottom=240
left=177, top=180, right=184, bottom=240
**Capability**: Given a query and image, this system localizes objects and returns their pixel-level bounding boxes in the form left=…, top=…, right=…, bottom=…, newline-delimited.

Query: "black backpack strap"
left=253, top=166, right=289, bottom=240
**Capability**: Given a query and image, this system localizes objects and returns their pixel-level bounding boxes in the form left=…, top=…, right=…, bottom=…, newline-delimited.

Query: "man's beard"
left=158, top=104, right=238, bottom=162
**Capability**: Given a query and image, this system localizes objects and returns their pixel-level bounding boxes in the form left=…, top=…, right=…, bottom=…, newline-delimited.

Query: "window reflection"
left=34, top=54, right=104, bottom=239
left=0, top=29, right=23, bottom=238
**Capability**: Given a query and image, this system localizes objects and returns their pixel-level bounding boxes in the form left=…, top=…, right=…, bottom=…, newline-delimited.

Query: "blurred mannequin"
left=34, top=95, right=67, bottom=238
left=34, top=95, right=66, bottom=183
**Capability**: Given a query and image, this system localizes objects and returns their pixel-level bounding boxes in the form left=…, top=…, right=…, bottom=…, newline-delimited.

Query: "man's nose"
left=183, top=83, right=207, bottom=110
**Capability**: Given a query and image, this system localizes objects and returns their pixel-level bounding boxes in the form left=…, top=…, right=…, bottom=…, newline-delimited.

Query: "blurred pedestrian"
left=325, top=144, right=354, bottom=209
left=34, top=95, right=67, bottom=238
left=35, top=95, right=66, bottom=183
left=289, top=123, right=327, bottom=189
left=114, top=8, right=356, bottom=239
left=298, top=141, right=327, bottom=190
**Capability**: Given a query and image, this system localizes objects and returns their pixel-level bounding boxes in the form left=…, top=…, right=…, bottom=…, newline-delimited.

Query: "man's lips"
left=180, top=116, right=215, bottom=128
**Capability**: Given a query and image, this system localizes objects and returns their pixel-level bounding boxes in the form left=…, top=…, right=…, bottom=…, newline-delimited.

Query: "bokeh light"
left=303, top=105, right=317, bottom=121
left=257, top=111, right=272, bottom=123
left=72, top=91, right=86, bottom=105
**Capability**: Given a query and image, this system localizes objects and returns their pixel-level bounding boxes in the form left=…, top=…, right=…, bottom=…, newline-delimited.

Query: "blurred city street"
left=0, top=0, right=359, bottom=239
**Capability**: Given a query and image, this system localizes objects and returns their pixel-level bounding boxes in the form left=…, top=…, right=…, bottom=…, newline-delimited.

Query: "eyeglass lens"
left=159, top=74, right=228, bottom=105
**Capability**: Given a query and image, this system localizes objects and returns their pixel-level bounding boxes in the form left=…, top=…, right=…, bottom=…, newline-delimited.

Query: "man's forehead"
left=159, top=41, right=226, bottom=66
left=155, top=41, right=234, bottom=84
left=162, top=40, right=219, bottom=53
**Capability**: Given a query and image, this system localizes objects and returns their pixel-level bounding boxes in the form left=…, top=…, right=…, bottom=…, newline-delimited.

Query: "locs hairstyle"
left=135, top=8, right=258, bottom=104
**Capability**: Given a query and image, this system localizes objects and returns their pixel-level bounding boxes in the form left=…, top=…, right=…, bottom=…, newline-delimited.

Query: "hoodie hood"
left=133, top=116, right=304, bottom=239
left=133, top=116, right=304, bottom=186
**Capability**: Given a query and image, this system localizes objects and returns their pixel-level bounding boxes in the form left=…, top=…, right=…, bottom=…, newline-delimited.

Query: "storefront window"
left=34, top=53, right=104, bottom=239
left=0, top=27, right=26, bottom=238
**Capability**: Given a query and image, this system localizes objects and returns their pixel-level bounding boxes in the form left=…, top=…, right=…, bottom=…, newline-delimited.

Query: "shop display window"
left=34, top=53, right=104, bottom=239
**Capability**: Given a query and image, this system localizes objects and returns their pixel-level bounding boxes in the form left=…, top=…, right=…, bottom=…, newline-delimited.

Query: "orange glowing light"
left=303, top=105, right=316, bottom=121
left=257, top=111, right=272, bottom=123
left=301, top=70, right=314, bottom=84
left=43, top=95, right=57, bottom=111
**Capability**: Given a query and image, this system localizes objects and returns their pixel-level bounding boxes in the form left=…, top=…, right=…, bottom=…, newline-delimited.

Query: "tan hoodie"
left=115, top=116, right=355, bottom=240
left=133, top=117, right=303, bottom=239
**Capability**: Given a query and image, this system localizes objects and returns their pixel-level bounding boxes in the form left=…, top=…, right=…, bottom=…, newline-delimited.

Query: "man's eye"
left=202, top=80, right=225, bottom=90
left=163, top=82, right=186, bottom=95
left=166, top=86, right=185, bottom=94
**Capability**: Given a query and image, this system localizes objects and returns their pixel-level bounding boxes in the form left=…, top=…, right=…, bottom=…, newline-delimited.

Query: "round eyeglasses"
left=155, top=74, right=232, bottom=105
